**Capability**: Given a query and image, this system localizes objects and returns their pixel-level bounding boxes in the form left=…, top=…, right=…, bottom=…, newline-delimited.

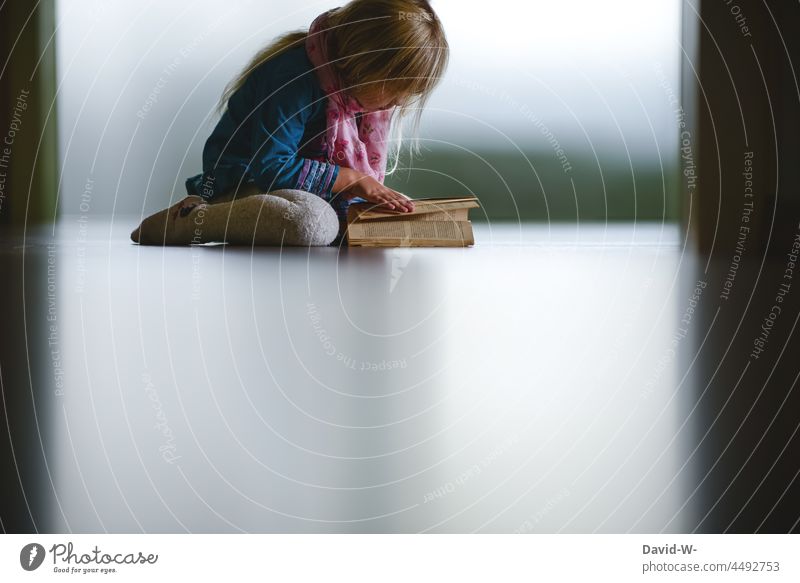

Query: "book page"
left=361, top=208, right=469, bottom=222
left=348, top=220, right=473, bottom=243
left=348, top=197, right=480, bottom=221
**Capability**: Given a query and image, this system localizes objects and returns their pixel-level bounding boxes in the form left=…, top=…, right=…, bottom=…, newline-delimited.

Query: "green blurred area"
left=385, top=148, right=679, bottom=222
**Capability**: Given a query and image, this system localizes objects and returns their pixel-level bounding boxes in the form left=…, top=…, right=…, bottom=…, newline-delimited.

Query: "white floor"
left=12, top=219, right=697, bottom=533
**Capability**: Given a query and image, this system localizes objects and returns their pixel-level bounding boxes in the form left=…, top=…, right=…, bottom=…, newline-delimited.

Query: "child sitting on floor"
left=131, top=0, right=449, bottom=246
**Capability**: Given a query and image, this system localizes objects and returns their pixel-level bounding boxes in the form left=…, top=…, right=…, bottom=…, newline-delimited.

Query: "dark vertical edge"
left=0, top=0, right=59, bottom=227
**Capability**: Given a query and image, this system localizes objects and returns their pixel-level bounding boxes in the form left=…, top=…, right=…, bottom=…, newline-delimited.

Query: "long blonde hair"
left=218, top=0, right=449, bottom=176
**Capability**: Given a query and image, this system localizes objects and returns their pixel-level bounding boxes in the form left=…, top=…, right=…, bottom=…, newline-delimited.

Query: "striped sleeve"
left=295, top=159, right=339, bottom=200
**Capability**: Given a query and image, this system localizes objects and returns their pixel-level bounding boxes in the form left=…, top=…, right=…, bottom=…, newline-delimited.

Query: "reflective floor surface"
left=2, top=218, right=794, bottom=533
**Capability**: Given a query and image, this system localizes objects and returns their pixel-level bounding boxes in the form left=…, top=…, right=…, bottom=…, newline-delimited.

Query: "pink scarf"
left=306, top=10, right=394, bottom=183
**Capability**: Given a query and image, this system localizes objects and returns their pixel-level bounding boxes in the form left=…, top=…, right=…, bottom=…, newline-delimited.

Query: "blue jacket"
left=185, top=45, right=344, bottom=204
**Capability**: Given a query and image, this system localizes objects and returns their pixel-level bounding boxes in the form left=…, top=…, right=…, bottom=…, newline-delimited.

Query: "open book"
left=346, top=196, right=480, bottom=247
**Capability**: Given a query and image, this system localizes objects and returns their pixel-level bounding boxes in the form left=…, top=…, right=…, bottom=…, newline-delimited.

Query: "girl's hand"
left=333, top=167, right=415, bottom=212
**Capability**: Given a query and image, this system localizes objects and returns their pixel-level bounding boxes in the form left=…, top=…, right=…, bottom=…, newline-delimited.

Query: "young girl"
left=131, top=0, right=448, bottom=246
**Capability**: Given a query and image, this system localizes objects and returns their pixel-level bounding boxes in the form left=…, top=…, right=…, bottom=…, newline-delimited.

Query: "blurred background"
left=53, top=0, right=681, bottom=222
